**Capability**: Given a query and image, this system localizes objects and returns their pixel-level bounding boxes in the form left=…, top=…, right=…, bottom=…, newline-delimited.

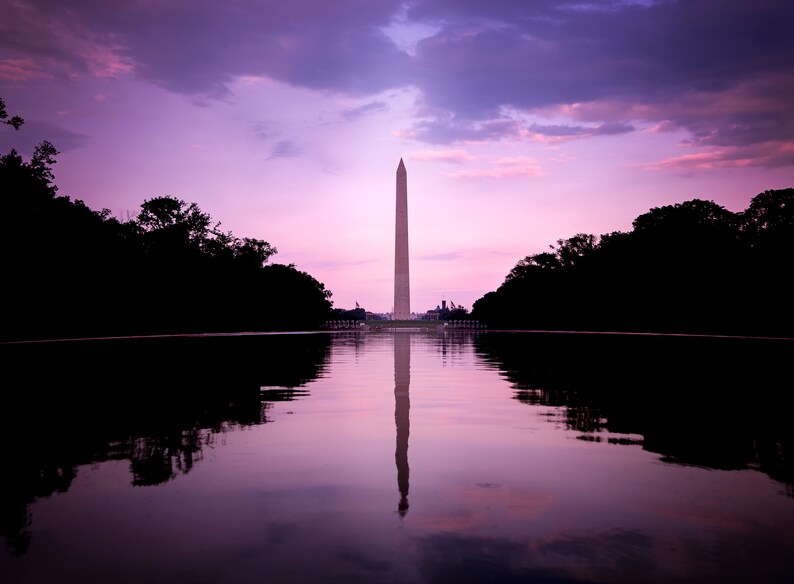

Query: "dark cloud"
left=268, top=140, right=301, bottom=160
left=593, top=122, right=635, bottom=136
left=528, top=122, right=635, bottom=138
left=0, top=0, right=410, bottom=95
left=643, top=141, right=794, bottom=171
left=656, top=75, right=794, bottom=149
left=340, top=101, right=389, bottom=120
left=407, top=0, right=794, bottom=151
left=409, top=116, right=633, bottom=144
left=0, top=120, right=88, bottom=156
left=2, top=0, right=793, bottom=159
left=409, top=116, right=522, bottom=144
left=530, top=124, right=595, bottom=138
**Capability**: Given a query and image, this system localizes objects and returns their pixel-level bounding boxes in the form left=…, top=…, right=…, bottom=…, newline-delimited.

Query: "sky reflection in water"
left=1, top=331, right=793, bottom=584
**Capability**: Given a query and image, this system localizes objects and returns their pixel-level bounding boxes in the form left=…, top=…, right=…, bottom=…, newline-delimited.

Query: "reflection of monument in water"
left=394, top=158, right=410, bottom=320
left=394, top=333, right=410, bottom=517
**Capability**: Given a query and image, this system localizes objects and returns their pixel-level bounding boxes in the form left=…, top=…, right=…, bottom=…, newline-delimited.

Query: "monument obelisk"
left=394, top=158, right=410, bottom=320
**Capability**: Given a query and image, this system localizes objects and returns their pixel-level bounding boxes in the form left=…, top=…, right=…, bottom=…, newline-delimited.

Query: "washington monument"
left=394, top=158, right=410, bottom=320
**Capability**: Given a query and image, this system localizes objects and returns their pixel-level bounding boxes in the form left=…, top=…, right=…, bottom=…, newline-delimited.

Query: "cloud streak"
left=641, top=142, right=794, bottom=172
left=448, top=157, right=544, bottom=179
left=404, top=149, right=474, bottom=163
left=340, top=101, right=389, bottom=120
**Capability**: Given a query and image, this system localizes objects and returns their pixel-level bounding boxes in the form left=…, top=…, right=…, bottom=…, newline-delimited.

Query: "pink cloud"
left=0, top=59, right=52, bottom=81
left=542, top=100, right=660, bottom=124
left=79, top=46, right=134, bottom=78
left=520, top=121, right=634, bottom=144
left=645, top=121, right=681, bottom=134
left=538, top=73, right=794, bottom=152
left=448, top=156, right=544, bottom=179
left=404, top=149, right=474, bottom=163
left=641, top=142, right=794, bottom=172
left=1, top=2, right=135, bottom=83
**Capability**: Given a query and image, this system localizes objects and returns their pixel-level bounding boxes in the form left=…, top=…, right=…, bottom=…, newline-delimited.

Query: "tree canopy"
left=0, top=96, right=24, bottom=130
left=1, top=98, right=333, bottom=340
left=472, top=191, right=794, bottom=337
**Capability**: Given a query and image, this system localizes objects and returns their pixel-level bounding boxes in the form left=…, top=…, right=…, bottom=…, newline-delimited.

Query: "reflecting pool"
left=1, top=330, right=793, bottom=583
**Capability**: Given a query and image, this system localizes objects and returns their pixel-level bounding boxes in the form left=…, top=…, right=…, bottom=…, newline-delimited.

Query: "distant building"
left=421, top=299, right=468, bottom=321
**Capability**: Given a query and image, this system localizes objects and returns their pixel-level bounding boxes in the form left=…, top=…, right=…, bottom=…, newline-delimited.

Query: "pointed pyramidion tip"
left=398, top=157, right=406, bottom=172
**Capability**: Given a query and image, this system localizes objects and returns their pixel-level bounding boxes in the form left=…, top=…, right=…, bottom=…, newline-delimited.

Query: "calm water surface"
left=1, top=330, right=792, bottom=583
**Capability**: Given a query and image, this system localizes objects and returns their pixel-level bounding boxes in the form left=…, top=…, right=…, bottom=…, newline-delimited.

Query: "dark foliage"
left=332, top=306, right=367, bottom=321
left=0, top=96, right=24, bottom=130
left=472, top=191, right=794, bottom=337
left=0, top=110, right=333, bottom=340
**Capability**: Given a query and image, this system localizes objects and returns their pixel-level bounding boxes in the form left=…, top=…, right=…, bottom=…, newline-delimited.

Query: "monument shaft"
left=394, top=158, right=410, bottom=319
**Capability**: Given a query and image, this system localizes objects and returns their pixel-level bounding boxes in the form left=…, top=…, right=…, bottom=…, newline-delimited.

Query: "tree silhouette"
left=0, top=96, right=24, bottom=130
left=0, top=97, right=332, bottom=340
left=473, top=191, right=794, bottom=336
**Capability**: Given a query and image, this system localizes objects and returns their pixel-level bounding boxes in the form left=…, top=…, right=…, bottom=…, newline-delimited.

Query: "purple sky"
left=2, top=0, right=793, bottom=314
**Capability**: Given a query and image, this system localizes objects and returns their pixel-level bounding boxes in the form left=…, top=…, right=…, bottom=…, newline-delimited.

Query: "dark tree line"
left=332, top=306, right=367, bottom=321
left=0, top=99, right=333, bottom=340
left=472, top=192, right=794, bottom=337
